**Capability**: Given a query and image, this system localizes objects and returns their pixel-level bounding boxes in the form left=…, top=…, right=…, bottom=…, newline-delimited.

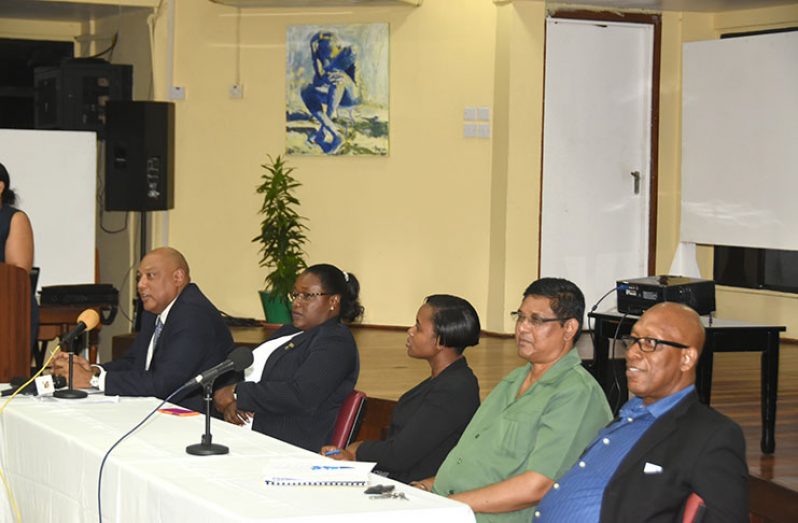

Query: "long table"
left=0, top=395, right=475, bottom=522
left=589, top=311, right=785, bottom=454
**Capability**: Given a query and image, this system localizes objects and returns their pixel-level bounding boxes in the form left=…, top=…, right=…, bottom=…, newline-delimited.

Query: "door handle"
left=630, top=171, right=641, bottom=195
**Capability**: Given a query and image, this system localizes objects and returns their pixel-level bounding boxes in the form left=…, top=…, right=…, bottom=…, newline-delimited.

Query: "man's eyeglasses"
left=510, top=311, right=563, bottom=328
left=288, top=291, right=331, bottom=302
left=621, top=335, right=689, bottom=353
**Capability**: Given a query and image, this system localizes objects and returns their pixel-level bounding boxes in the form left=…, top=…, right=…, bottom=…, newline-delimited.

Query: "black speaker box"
left=34, top=59, right=132, bottom=135
left=105, top=101, right=175, bottom=212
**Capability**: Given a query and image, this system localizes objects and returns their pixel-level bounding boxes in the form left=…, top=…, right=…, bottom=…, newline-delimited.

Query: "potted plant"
left=253, top=155, right=308, bottom=323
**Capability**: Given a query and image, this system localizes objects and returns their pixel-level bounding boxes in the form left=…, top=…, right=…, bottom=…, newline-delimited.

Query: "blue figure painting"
left=286, top=24, right=389, bottom=156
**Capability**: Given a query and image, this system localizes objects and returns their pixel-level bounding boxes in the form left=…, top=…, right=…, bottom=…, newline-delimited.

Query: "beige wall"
left=161, top=0, right=501, bottom=331
left=3, top=0, right=798, bottom=354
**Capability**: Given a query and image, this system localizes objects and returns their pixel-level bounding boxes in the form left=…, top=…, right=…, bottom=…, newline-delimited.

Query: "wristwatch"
left=232, top=383, right=238, bottom=401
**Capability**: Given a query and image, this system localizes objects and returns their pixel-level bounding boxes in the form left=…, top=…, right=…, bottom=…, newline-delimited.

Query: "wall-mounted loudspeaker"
left=104, top=101, right=174, bottom=212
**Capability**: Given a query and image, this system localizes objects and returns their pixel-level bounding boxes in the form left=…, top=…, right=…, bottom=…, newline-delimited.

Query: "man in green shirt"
left=412, top=278, right=612, bottom=523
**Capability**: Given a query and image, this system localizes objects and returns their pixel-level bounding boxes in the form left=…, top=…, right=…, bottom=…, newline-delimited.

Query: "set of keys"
left=364, top=484, right=408, bottom=500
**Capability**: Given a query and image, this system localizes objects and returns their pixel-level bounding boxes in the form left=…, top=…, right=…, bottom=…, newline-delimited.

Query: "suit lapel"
left=612, top=393, right=697, bottom=478
left=260, top=327, right=315, bottom=374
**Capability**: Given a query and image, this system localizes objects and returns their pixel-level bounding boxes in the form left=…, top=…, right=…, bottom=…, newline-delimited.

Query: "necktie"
left=152, top=317, right=164, bottom=347
left=146, top=317, right=164, bottom=371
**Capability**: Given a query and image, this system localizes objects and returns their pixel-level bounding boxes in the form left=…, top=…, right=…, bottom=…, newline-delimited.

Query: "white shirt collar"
left=157, top=294, right=179, bottom=325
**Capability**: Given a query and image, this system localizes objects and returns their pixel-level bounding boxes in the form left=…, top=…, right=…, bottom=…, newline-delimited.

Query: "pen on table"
left=324, top=449, right=341, bottom=456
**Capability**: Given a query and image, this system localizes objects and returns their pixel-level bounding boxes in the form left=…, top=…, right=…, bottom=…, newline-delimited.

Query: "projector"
left=616, top=275, right=716, bottom=316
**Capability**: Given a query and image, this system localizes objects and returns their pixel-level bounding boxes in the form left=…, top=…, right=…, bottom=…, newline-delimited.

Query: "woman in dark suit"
left=321, top=294, right=481, bottom=483
left=214, top=263, right=363, bottom=451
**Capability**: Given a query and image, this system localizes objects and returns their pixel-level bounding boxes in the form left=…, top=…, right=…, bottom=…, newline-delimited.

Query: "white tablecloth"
left=0, top=395, right=475, bottom=522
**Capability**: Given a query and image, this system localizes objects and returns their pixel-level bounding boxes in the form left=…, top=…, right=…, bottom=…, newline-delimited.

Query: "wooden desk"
left=0, top=263, right=31, bottom=381
left=589, top=311, right=785, bottom=454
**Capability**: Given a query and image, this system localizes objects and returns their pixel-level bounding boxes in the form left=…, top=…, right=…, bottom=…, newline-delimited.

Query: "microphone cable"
left=97, top=383, right=187, bottom=523
left=1, top=308, right=101, bottom=522
left=0, top=344, right=65, bottom=523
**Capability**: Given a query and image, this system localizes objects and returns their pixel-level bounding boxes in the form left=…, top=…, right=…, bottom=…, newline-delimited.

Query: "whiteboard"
left=0, top=129, right=96, bottom=291
left=681, top=31, right=798, bottom=251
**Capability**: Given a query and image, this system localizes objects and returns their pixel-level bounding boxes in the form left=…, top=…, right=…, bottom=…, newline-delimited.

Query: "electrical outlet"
left=169, top=86, right=186, bottom=100
left=229, top=83, right=244, bottom=99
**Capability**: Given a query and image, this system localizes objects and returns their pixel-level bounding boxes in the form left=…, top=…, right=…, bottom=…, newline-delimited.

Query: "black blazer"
left=600, top=391, right=748, bottom=523
left=235, top=318, right=359, bottom=452
left=356, top=357, right=480, bottom=483
left=102, top=283, right=235, bottom=412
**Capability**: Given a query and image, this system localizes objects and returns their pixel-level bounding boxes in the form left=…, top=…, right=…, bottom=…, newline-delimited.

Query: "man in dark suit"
left=53, top=247, right=234, bottom=412
left=533, top=302, right=748, bottom=523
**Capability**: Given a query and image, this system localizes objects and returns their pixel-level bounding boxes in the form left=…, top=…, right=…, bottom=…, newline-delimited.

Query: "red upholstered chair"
left=683, top=493, right=706, bottom=523
left=331, top=390, right=367, bottom=449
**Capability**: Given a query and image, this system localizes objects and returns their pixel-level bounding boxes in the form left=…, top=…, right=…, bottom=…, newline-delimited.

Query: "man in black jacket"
left=533, top=302, right=748, bottom=523
left=53, top=247, right=234, bottom=412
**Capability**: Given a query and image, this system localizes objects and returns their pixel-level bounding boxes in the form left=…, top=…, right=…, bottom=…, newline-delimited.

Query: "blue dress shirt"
left=533, top=385, right=695, bottom=522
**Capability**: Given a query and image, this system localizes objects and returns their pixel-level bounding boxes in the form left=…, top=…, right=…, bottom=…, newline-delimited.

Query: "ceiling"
left=0, top=0, right=153, bottom=23
left=0, top=0, right=795, bottom=23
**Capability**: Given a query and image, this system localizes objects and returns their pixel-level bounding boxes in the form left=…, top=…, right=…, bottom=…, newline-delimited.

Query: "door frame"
left=540, top=9, right=661, bottom=276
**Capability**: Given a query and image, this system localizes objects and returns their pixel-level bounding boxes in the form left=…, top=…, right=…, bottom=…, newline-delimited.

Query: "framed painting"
left=286, top=23, right=389, bottom=156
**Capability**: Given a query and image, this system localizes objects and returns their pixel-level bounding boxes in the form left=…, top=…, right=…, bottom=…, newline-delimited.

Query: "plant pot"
left=259, top=291, right=292, bottom=324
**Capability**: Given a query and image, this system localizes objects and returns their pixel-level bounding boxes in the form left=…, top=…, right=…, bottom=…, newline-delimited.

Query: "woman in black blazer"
left=321, top=294, right=481, bottom=483
left=214, top=264, right=363, bottom=451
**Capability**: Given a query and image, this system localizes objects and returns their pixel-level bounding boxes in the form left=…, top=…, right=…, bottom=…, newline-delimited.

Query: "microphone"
left=182, top=347, right=253, bottom=390
left=58, top=309, right=102, bottom=349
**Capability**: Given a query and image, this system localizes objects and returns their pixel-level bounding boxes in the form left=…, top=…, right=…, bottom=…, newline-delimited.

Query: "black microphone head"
left=229, top=346, right=254, bottom=371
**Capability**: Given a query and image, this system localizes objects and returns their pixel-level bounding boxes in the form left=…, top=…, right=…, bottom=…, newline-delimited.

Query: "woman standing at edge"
left=0, top=162, right=38, bottom=352
left=321, top=294, right=481, bottom=484
left=214, top=263, right=362, bottom=452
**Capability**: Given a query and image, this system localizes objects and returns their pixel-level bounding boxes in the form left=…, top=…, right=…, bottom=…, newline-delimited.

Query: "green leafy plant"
left=252, top=155, right=308, bottom=304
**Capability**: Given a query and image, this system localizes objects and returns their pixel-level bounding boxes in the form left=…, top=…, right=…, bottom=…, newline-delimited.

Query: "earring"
left=330, top=306, right=334, bottom=311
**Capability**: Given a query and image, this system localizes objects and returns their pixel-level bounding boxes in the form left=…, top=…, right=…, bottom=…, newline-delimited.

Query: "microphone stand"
left=53, top=339, right=87, bottom=399
left=186, top=381, right=228, bottom=455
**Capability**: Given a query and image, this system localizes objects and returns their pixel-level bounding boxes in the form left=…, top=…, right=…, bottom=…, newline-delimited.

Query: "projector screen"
left=680, top=31, right=798, bottom=251
left=0, top=129, right=96, bottom=292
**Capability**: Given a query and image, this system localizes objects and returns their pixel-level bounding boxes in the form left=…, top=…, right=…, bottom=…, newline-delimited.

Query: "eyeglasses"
left=621, top=335, right=689, bottom=353
left=288, top=291, right=331, bottom=302
left=510, top=311, right=563, bottom=328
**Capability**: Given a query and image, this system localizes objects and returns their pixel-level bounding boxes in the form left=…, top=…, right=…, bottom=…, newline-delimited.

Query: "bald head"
left=644, top=302, right=705, bottom=355
left=148, top=247, right=191, bottom=280
left=626, top=302, right=705, bottom=404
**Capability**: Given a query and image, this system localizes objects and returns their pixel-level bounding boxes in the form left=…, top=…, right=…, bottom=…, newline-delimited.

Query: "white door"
left=540, top=17, right=653, bottom=316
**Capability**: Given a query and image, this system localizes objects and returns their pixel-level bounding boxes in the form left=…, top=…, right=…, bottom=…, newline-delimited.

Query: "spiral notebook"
left=263, top=460, right=376, bottom=486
